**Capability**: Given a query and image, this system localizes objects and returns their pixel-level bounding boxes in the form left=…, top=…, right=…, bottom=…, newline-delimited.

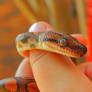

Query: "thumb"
left=30, top=50, right=92, bottom=92
left=29, top=22, right=92, bottom=92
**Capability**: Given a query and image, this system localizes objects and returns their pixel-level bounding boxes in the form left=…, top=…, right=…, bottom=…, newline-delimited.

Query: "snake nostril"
left=24, top=35, right=29, bottom=39
left=21, top=35, right=30, bottom=44
left=16, top=33, right=30, bottom=44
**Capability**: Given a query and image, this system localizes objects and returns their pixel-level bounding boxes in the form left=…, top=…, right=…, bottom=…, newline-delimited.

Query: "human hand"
left=15, top=22, right=92, bottom=92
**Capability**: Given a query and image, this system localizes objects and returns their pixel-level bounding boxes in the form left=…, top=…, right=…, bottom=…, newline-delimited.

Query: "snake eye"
left=59, top=39, right=68, bottom=47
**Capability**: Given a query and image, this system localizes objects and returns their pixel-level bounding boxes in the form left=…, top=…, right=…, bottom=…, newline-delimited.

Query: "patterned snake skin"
left=16, top=31, right=87, bottom=59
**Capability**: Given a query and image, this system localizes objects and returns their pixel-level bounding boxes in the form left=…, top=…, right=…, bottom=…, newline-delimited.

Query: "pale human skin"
left=15, top=22, right=92, bottom=92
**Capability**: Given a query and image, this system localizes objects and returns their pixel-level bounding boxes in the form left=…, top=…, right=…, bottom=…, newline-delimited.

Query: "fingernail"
left=28, top=21, right=55, bottom=32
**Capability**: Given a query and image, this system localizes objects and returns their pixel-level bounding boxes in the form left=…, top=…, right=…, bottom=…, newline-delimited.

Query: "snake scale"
left=16, top=31, right=87, bottom=59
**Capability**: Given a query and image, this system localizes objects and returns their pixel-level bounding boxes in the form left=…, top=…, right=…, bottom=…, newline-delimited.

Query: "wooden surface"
left=15, top=0, right=80, bottom=34
left=0, top=0, right=30, bottom=79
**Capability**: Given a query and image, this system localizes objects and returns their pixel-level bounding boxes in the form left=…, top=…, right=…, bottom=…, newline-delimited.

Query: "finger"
left=29, top=22, right=92, bottom=92
left=77, top=62, right=92, bottom=81
left=15, top=21, right=55, bottom=78
left=15, top=59, right=39, bottom=91
left=29, top=21, right=55, bottom=32
left=15, top=58, right=34, bottom=78
left=72, top=34, right=87, bottom=46
left=73, top=35, right=91, bottom=80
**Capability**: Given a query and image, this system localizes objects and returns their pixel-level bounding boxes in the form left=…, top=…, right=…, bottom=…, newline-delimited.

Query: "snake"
left=0, top=31, right=87, bottom=92
left=16, top=31, right=87, bottom=60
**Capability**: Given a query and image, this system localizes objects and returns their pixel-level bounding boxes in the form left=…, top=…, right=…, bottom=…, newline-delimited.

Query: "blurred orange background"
left=0, top=0, right=31, bottom=79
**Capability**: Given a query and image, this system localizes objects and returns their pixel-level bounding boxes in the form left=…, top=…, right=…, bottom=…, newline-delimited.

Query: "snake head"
left=16, top=31, right=87, bottom=58
left=42, top=31, right=87, bottom=58
left=16, top=32, right=38, bottom=57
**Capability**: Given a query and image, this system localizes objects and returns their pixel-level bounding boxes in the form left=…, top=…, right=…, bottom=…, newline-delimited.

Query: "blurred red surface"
left=86, top=0, right=92, bottom=62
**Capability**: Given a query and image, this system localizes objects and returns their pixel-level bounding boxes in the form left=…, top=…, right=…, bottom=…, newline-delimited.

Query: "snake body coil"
left=16, top=31, right=87, bottom=58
